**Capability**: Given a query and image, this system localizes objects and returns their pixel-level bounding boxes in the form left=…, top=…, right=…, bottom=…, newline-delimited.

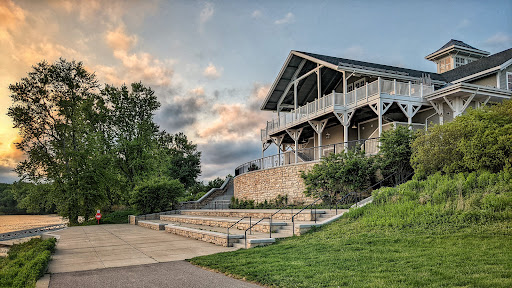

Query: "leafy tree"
left=377, top=125, right=416, bottom=185
left=156, top=131, right=201, bottom=189
left=301, top=150, right=376, bottom=203
left=8, top=59, right=107, bottom=223
left=130, top=177, right=185, bottom=214
left=411, top=100, right=512, bottom=178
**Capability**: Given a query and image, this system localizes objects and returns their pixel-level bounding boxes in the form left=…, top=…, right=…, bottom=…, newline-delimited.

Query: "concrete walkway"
left=49, top=261, right=262, bottom=288
left=48, top=224, right=236, bottom=273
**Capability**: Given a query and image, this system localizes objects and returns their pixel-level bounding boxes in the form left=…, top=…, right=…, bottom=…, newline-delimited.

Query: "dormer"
left=425, top=39, right=490, bottom=73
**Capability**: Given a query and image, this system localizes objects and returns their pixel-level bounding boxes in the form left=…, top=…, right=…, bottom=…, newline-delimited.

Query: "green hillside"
left=190, top=171, right=512, bottom=287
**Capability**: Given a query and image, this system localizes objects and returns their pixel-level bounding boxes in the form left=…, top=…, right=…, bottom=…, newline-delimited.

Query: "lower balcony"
left=235, top=138, right=380, bottom=176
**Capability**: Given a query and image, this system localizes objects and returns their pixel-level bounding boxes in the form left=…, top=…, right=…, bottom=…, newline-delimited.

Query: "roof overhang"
left=425, top=82, right=512, bottom=102
left=261, top=51, right=446, bottom=111
left=425, top=45, right=490, bottom=61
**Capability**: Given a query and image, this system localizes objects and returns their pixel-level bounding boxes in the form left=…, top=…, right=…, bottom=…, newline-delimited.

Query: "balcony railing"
left=235, top=138, right=380, bottom=176
left=261, top=78, right=434, bottom=140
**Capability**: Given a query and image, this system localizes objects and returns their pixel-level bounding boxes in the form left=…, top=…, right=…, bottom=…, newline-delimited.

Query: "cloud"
left=484, top=32, right=512, bottom=50
left=0, top=0, right=26, bottom=44
left=203, top=62, right=222, bottom=79
left=190, top=86, right=205, bottom=96
left=199, top=139, right=263, bottom=180
left=104, top=26, right=175, bottom=87
left=274, top=12, right=294, bottom=25
left=197, top=83, right=271, bottom=141
left=106, top=26, right=138, bottom=51
left=0, top=133, right=24, bottom=183
left=200, top=2, right=214, bottom=25
left=251, top=10, right=262, bottom=18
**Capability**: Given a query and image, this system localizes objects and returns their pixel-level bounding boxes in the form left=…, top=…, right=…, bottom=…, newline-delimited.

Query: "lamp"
left=351, top=123, right=357, bottom=129
left=325, top=132, right=330, bottom=139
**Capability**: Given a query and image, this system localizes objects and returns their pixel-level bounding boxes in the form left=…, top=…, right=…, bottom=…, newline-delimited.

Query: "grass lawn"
left=190, top=171, right=512, bottom=287
left=190, top=219, right=511, bottom=287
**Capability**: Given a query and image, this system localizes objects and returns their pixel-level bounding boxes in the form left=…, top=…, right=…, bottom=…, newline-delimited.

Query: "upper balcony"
left=261, top=78, right=434, bottom=141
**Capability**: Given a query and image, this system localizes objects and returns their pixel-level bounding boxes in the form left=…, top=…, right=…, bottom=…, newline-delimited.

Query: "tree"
left=411, top=100, right=512, bottom=178
left=8, top=59, right=107, bottom=223
left=301, top=150, right=376, bottom=203
left=377, top=125, right=416, bottom=186
left=130, top=177, right=185, bottom=214
left=156, top=132, right=201, bottom=189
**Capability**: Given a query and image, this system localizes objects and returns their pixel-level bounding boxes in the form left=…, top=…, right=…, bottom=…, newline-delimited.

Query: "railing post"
left=420, top=83, right=423, bottom=98
left=365, top=82, right=368, bottom=102
left=249, top=217, right=252, bottom=235
left=408, top=81, right=411, bottom=96
left=393, top=79, right=396, bottom=95
left=378, top=77, right=381, bottom=94
left=269, top=216, right=272, bottom=238
left=332, top=90, right=335, bottom=106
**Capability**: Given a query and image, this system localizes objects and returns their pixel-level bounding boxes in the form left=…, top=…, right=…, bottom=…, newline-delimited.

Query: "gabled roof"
left=299, top=51, right=445, bottom=81
left=442, top=48, right=512, bottom=82
left=425, top=39, right=490, bottom=61
left=435, top=39, right=479, bottom=53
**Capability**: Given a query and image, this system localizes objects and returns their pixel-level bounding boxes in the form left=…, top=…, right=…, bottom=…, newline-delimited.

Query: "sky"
left=0, top=0, right=511, bottom=183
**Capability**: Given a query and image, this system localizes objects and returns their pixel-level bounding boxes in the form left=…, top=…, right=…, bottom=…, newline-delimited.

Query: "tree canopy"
left=8, top=59, right=201, bottom=222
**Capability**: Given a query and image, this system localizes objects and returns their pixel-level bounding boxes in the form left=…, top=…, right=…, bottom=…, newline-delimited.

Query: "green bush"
left=130, top=177, right=185, bottom=214
left=411, top=100, right=512, bottom=177
left=0, top=238, right=56, bottom=288
left=301, top=149, right=376, bottom=202
left=230, top=195, right=288, bottom=209
left=377, top=125, right=416, bottom=186
left=76, top=208, right=138, bottom=226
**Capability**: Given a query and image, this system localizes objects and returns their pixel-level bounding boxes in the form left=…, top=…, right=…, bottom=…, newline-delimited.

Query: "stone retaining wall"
left=180, top=210, right=318, bottom=221
left=234, top=162, right=317, bottom=205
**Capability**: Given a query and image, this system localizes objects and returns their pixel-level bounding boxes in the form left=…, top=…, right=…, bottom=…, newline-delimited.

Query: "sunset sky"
left=0, top=0, right=511, bottom=183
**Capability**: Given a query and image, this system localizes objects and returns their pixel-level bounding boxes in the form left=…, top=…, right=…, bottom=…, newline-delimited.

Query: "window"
left=455, top=57, right=466, bottom=68
left=507, top=72, right=512, bottom=91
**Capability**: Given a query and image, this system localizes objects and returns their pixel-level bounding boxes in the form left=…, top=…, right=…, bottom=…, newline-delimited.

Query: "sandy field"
left=0, top=214, right=67, bottom=234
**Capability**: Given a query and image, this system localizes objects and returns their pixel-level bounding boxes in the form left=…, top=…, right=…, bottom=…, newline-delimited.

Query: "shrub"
left=411, top=100, right=512, bottom=177
left=301, top=149, right=376, bottom=203
left=130, top=177, right=185, bottom=214
left=0, top=238, right=56, bottom=288
left=377, top=125, right=416, bottom=185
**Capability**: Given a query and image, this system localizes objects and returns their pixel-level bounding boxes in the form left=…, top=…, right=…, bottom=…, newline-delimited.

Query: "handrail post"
left=420, top=83, right=423, bottom=98
left=408, top=81, right=411, bottom=96
left=269, top=216, right=272, bottom=238
left=245, top=230, right=247, bottom=249
left=378, top=77, right=381, bottom=94
left=292, top=216, right=295, bottom=236
left=249, top=217, right=252, bottom=235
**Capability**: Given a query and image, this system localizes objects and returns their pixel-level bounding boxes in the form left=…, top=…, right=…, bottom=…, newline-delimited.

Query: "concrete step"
left=180, top=209, right=327, bottom=221
left=164, top=224, right=243, bottom=247
left=160, top=215, right=286, bottom=233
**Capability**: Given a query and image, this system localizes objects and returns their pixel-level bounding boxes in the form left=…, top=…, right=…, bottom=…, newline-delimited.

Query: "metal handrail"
left=268, top=204, right=295, bottom=238
left=244, top=217, right=269, bottom=249
left=227, top=216, right=252, bottom=245
left=291, top=197, right=326, bottom=236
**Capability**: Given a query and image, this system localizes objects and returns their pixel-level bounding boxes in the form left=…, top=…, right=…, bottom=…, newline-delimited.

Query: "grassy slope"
left=190, top=171, right=512, bottom=288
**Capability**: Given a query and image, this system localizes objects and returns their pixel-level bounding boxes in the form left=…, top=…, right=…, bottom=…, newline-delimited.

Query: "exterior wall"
left=469, top=74, right=497, bottom=88
left=234, top=162, right=317, bottom=205
left=359, top=119, right=379, bottom=139
left=321, top=125, right=344, bottom=145
left=499, top=65, right=512, bottom=90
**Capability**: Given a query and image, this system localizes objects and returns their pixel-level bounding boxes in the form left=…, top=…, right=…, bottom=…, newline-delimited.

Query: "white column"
left=294, top=81, right=298, bottom=110
left=344, top=124, right=349, bottom=150
left=378, top=100, right=383, bottom=137
left=317, top=66, right=321, bottom=100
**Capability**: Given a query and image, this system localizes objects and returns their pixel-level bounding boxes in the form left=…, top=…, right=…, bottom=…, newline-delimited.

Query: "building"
left=233, top=40, right=512, bottom=204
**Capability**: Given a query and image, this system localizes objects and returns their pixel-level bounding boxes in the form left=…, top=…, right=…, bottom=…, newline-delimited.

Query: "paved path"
left=49, top=261, right=262, bottom=288
left=48, top=224, right=236, bottom=273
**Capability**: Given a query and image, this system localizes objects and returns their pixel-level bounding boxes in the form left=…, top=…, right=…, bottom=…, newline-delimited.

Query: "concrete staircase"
left=132, top=208, right=345, bottom=249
